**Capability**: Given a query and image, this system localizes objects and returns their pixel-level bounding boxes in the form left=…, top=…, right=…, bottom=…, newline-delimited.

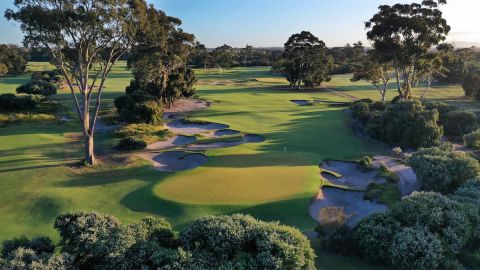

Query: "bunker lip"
left=141, top=151, right=208, bottom=172
left=185, top=134, right=266, bottom=151
left=309, top=187, right=388, bottom=227
left=147, top=135, right=197, bottom=150
left=320, top=160, right=385, bottom=190
left=290, top=100, right=311, bottom=106
left=167, top=119, right=229, bottom=135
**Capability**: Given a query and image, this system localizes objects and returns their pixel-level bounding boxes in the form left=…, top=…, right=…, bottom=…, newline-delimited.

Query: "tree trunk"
left=84, top=134, right=95, bottom=165
left=395, top=66, right=402, bottom=96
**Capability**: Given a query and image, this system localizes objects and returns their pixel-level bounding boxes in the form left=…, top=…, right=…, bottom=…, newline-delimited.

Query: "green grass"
left=0, top=64, right=470, bottom=270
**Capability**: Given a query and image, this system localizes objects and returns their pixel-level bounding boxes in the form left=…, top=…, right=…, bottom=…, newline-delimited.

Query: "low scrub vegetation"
left=464, top=129, right=480, bottom=149
left=351, top=99, right=443, bottom=149
left=408, top=145, right=480, bottom=194
left=0, top=212, right=315, bottom=270
left=114, top=124, right=170, bottom=149
left=16, top=70, right=63, bottom=97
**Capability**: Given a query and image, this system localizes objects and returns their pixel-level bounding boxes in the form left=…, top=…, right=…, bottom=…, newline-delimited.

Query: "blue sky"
left=1, top=0, right=479, bottom=48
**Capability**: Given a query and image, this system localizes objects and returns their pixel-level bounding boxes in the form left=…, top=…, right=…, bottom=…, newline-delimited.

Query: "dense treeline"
left=0, top=213, right=315, bottom=270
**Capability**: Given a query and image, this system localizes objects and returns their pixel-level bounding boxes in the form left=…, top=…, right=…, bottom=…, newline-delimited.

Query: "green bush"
left=0, top=94, right=37, bottom=111
left=351, top=101, right=373, bottom=123
left=465, top=129, right=480, bottom=149
left=114, top=94, right=163, bottom=125
left=114, top=123, right=165, bottom=137
left=389, top=226, right=444, bottom=270
left=464, top=70, right=480, bottom=101
left=392, top=192, right=473, bottom=257
left=423, top=101, right=457, bottom=125
left=16, top=81, right=57, bottom=96
left=2, top=212, right=316, bottom=269
left=379, top=100, right=443, bottom=148
left=408, top=145, right=480, bottom=193
left=353, top=213, right=401, bottom=264
left=444, top=111, right=478, bottom=137
left=116, top=136, right=147, bottom=150
left=358, top=156, right=373, bottom=171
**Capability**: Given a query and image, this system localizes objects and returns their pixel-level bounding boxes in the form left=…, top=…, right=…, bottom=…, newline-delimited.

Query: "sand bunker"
left=141, top=151, right=208, bottom=172
left=167, top=119, right=229, bottom=135
left=313, top=100, right=351, bottom=107
left=214, top=129, right=241, bottom=137
left=291, top=100, right=311, bottom=106
left=243, top=134, right=266, bottom=143
left=147, top=135, right=196, bottom=150
left=320, top=160, right=385, bottom=190
left=309, top=187, right=388, bottom=227
left=373, top=156, right=419, bottom=196
left=186, top=134, right=265, bottom=151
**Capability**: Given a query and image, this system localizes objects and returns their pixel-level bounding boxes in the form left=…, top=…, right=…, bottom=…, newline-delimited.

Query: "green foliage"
left=358, top=156, right=373, bottom=171
left=464, top=129, right=480, bottom=149
left=16, top=71, right=62, bottom=97
left=0, top=44, right=28, bottom=75
left=353, top=213, right=401, bottom=264
left=1, top=236, right=54, bottom=259
left=377, top=165, right=400, bottom=184
left=423, top=101, right=457, bottom=125
left=0, top=94, right=38, bottom=111
left=181, top=214, right=315, bottom=269
left=380, top=100, right=443, bottom=148
left=114, top=123, right=169, bottom=144
left=2, top=212, right=315, bottom=270
left=464, top=70, right=480, bottom=101
left=353, top=100, right=443, bottom=148
left=114, top=94, right=163, bottom=125
left=273, top=31, right=333, bottom=89
left=364, top=182, right=401, bottom=208
left=116, top=136, right=148, bottom=151
left=389, top=226, right=444, bottom=270
left=355, top=192, right=476, bottom=269
left=444, top=111, right=479, bottom=137
left=408, top=145, right=480, bottom=193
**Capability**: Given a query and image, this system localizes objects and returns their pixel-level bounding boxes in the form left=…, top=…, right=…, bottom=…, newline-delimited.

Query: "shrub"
left=353, top=213, right=401, bottom=264
left=351, top=101, right=372, bottom=123
left=0, top=94, right=37, bottom=111
left=465, top=129, right=480, bottom=149
left=114, top=94, right=163, bottom=125
left=423, top=101, right=457, bottom=125
left=408, top=145, right=480, bottom=193
left=358, top=156, right=373, bottom=171
left=392, top=192, right=473, bottom=257
left=379, top=100, right=443, bottom=148
left=16, top=81, right=57, bottom=96
left=114, top=123, right=165, bottom=137
left=464, top=70, right=480, bottom=101
left=181, top=214, right=315, bottom=269
left=315, top=207, right=347, bottom=235
left=389, top=226, right=444, bottom=270
left=116, top=136, right=147, bottom=150
left=377, top=165, right=400, bottom=184
left=444, top=111, right=478, bottom=137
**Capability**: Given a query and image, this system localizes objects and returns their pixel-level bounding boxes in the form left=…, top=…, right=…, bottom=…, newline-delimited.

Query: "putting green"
left=154, top=152, right=320, bottom=205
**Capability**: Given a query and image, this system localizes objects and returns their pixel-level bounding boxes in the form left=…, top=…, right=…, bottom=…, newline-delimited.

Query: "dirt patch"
left=214, top=129, right=241, bottom=137
left=373, top=156, right=419, bottom=196
left=320, top=160, right=385, bottom=190
left=140, top=151, right=208, bottom=172
left=309, top=187, right=388, bottom=227
left=167, top=119, right=229, bottom=135
left=147, top=135, right=196, bottom=150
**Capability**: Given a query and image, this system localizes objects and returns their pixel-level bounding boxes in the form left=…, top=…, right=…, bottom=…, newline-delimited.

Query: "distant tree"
left=240, top=44, right=254, bottom=66
left=211, top=44, right=235, bottom=69
left=0, top=44, right=28, bottom=75
left=191, top=42, right=211, bottom=68
left=273, top=31, right=332, bottom=89
left=463, top=70, right=480, bottom=100
left=437, top=43, right=467, bottom=83
left=351, top=51, right=394, bottom=103
left=365, top=0, right=450, bottom=99
left=416, top=52, right=445, bottom=99
left=6, top=0, right=139, bottom=165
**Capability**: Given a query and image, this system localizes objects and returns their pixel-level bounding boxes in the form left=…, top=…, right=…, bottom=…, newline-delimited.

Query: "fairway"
left=0, top=64, right=378, bottom=242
